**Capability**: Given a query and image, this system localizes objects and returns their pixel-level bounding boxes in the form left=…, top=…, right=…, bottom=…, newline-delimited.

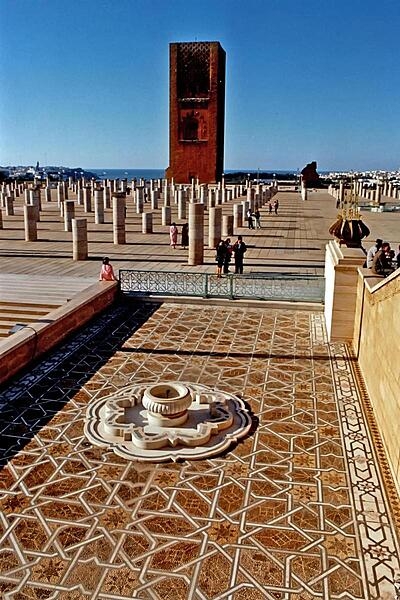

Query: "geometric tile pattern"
left=0, top=301, right=399, bottom=599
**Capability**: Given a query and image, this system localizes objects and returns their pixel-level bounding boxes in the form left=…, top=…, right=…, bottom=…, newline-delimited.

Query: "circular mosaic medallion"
left=84, top=382, right=253, bottom=462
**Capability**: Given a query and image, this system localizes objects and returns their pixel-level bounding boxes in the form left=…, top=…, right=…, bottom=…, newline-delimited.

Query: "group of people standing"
left=169, top=222, right=189, bottom=249
left=246, top=200, right=278, bottom=229
left=215, top=236, right=247, bottom=277
left=366, top=238, right=399, bottom=277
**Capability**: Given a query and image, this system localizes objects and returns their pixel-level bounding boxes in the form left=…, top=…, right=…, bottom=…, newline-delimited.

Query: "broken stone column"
left=301, top=181, right=308, bottom=201
left=222, top=214, right=234, bottom=238
left=5, top=196, right=14, bottom=216
left=24, top=204, right=37, bottom=241
left=57, top=183, right=64, bottom=206
left=208, top=206, right=222, bottom=249
left=28, top=190, right=40, bottom=221
left=209, top=189, right=216, bottom=208
left=233, top=203, right=243, bottom=229
left=112, top=193, right=126, bottom=245
left=136, top=188, right=144, bottom=214
left=200, top=185, right=208, bottom=205
left=94, top=190, right=104, bottom=224
left=103, top=186, right=111, bottom=209
left=178, top=194, right=186, bottom=220
left=142, top=212, right=153, bottom=234
left=64, top=200, right=75, bottom=232
left=162, top=205, right=171, bottom=226
left=163, top=184, right=170, bottom=207
left=375, top=184, right=382, bottom=204
left=83, top=187, right=92, bottom=212
left=188, top=203, right=204, bottom=266
left=72, top=218, right=88, bottom=260
left=150, top=190, right=158, bottom=210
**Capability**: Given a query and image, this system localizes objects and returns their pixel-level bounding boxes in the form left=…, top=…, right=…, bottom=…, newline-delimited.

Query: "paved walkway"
left=1, top=188, right=399, bottom=280
left=0, top=300, right=399, bottom=599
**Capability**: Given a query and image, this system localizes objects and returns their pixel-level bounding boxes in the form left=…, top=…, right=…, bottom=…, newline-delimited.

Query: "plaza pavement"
left=0, top=188, right=399, bottom=599
left=0, top=187, right=399, bottom=280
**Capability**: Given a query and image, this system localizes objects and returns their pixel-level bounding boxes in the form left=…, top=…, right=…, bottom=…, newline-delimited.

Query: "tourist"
left=233, top=235, right=247, bottom=274
left=396, top=244, right=400, bottom=269
left=246, top=209, right=254, bottom=229
left=99, top=257, right=117, bottom=281
left=268, top=201, right=273, bottom=214
left=181, top=223, right=189, bottom=249
left=223, top=238, right=233, bottom=274
left=170, top=222, right=178, bottom=249
left=371, top=242, right=393, bottom=277
left=215, top=240, right=227, bottom=278
left=387, top=248, right=395, bottom=263
left=366, top=238, right=383, bottom=268
left=254, top=209, right=261, bottom=229
left=273, top=198, right=279, bottom=215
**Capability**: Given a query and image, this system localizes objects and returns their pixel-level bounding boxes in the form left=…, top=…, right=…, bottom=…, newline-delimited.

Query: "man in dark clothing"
left=233, top=236, right=247, bottom=274
left=371, top=242, right=393, bottom=277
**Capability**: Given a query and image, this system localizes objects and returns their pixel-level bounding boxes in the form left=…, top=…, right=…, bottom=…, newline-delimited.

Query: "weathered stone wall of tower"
left=166, top=41, right=226, bottom=184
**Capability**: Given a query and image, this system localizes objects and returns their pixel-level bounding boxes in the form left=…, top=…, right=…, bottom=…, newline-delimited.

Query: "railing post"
left=204, top=273, right=209, bottom=298
left=230, top=274, right=234, bottom=299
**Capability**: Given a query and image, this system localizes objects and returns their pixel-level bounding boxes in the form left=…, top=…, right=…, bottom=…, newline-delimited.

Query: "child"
left=99, top=257, right=117, bottom=281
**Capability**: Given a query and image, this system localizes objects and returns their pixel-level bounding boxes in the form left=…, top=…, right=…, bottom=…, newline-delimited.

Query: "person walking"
left=268, top=201, right=273, bottom=214
left=181, top=223, right=189, bottom=249
left=246, top=209, right=254, bottom=229
left=254, top=209, right=261, bottom=229
left=170, top=222, right=178, bottom=249
left=233, top=235, right=247, bottom=274
left=99, top=257, right=117, bottom=281
left=273, top=198, right=279, bottom=215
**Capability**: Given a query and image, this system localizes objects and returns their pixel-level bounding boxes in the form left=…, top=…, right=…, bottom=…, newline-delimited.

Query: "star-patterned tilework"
left=0, top=300, right=399, bottom=599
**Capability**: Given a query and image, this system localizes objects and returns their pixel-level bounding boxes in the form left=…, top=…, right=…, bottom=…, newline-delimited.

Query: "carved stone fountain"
left=84, top=381, right=252, bottom=462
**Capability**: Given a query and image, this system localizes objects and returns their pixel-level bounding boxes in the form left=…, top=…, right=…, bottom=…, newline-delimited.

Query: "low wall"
left=353, top=269, right=400, bottom=494
left=324, top=240, right=366, bottom=341
left=0, top=281, right=118, bottom=387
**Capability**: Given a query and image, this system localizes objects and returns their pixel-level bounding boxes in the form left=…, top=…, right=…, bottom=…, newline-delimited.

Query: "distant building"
left=166, top=41, right=226, bottom=184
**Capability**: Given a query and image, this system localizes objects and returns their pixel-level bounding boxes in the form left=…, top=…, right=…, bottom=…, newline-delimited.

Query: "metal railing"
left=119, top=270, right=325, bottom=303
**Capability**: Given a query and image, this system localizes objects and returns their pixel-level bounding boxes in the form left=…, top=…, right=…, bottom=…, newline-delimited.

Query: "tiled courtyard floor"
left=0, top=299, right=399, bottom=599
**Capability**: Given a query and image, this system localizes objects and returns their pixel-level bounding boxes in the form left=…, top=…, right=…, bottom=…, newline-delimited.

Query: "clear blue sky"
left=1, top=0, right=399, bottom=172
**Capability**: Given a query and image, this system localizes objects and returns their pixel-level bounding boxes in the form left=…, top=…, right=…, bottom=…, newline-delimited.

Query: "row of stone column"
left=20, top=187, right=277, bottom=264
left=328, top=181, right=400, bottom=204
left=1, top=179, right=276, bottom=266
